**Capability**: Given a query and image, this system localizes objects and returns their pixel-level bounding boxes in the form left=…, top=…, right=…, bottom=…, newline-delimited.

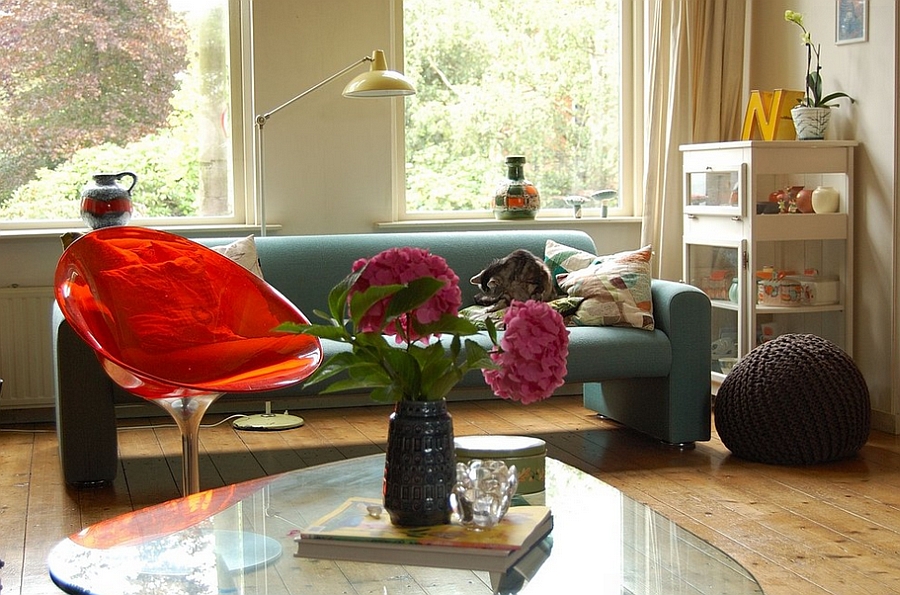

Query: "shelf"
left=681, top=141, right=854, bottom=377
left=753, top=212, right=847, bottom=241
left=755, top=303, right=844, bottom=314
left=710, top=300, right=738, bottom=311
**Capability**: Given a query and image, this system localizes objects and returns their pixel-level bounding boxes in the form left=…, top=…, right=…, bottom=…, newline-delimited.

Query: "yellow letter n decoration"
left=741, top=89, right=805, bottom=141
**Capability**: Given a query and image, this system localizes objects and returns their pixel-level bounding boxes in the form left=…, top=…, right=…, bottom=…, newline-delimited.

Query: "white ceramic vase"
left=811, top=186, right=840, bottom=213
left=791, top=106, right=831, bottom=140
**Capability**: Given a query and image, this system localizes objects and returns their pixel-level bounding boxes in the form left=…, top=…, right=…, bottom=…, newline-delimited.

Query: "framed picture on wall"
left=836, top=0, right=867, bottom=44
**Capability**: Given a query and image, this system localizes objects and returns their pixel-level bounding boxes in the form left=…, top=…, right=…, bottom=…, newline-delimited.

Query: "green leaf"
left=413, top=313, right=480, bottom=338
left=274, top=321, right=306, bottom=334
left=301, top=353, right=371, bottom=386
left=381, top=348, right=423, bottom=398
left=464, top=339, right=497, bottom=370
left=348, top=284, right=405, bottom=329
left=425, top=368, right=463, bottom=401
left=370, top=385, right=405, bottom=403
left=485, top=317, right=499, bottom=345
left=326, top=270, right=359, bottom=322
left=282, top=323, right=350, bottom=342
left=384, top=277, right=444, bottom=319
left=819, top=92, right=855, bottom=106
left=316, top=377, right=388, bottom=394
left=312, top=308, right=336, bottom=323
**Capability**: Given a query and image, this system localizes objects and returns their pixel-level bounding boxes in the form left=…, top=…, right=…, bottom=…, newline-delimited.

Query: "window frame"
left=391, top=0, right=640, bottom=223
left=0, top=0, right=249, bottom=233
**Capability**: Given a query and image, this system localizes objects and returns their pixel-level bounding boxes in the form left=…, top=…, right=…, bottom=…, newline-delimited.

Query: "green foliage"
left=0, top=132, right=198, bottom=220
left=404, top=0, right=620, bottom=212
left=278, top=272, right=497, bottom=403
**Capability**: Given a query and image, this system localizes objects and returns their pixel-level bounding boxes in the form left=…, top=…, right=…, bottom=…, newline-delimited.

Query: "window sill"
left=0, top=224, right=274, bottom=241
left=375, top=216, right=640, bottom=232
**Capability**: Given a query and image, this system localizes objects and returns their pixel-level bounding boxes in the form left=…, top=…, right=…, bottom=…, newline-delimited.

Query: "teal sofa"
left=51, top=229, right=711, bottom=486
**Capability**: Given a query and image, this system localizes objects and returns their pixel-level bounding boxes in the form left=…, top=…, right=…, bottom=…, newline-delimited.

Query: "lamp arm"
left=255, top=55, right=373, bottom=129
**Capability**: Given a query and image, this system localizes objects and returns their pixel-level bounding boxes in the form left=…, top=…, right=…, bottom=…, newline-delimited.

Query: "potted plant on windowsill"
left=784, top=10, right=855, bottom=140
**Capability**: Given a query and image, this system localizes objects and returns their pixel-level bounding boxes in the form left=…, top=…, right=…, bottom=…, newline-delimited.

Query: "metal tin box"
left=797, top=274, right=839, bottom=305
left=454, top=435, right=547, bottom=494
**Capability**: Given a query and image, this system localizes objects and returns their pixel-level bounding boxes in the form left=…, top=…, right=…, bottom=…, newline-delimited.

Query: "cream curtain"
left=638, top=0, right=746, bottom=281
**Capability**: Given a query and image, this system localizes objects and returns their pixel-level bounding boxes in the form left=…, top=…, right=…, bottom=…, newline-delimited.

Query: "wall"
left=748, top=0, right=898, bottom=431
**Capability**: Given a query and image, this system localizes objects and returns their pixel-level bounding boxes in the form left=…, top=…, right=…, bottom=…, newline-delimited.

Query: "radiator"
left=0, top=286, right=56, bottom=409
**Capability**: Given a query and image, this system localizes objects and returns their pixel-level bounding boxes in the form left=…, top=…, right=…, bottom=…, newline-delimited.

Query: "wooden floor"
left=3, top=394, right=900, bottom=595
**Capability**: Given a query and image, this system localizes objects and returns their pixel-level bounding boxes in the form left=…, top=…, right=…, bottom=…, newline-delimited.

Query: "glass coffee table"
left=48, top=454, right=764, bottom=594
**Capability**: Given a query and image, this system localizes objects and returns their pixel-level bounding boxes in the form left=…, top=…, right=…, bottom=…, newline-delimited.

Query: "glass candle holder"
left=450, top=459, right=518, bottom=530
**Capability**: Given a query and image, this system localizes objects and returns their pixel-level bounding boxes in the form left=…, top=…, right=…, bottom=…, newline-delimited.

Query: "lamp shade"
left=343, top=50, right=416, bottom=97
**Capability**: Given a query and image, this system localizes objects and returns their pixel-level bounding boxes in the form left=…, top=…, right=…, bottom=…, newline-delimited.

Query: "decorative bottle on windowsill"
left=492, top=155, right=540, bottom=220
left=80, top=171, right=137, bottom=230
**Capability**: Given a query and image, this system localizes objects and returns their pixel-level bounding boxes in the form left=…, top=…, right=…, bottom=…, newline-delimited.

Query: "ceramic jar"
left=811, top=186, right=840, bottom=213
left=492, top=156, right=540, bottom=220
left=80, top=172, right=137, bottom=229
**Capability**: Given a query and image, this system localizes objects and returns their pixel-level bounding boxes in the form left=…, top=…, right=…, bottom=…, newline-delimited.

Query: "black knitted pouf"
left=715, top=334, right=870, bottom=465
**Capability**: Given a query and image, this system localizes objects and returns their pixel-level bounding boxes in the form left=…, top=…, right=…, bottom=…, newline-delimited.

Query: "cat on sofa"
left=470, top=249, right=555, bottom=311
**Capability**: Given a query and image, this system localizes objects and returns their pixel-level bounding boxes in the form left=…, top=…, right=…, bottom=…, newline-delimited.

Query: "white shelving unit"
left=680, top=140, right=857, bottom=392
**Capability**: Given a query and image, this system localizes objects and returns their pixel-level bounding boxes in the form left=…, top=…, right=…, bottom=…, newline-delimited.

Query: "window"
left=0, top=0, right=240, bottom=228
left=402, top=0, right=629, bottom=219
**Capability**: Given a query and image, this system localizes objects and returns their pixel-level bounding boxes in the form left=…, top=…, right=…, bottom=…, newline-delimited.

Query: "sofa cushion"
left=210, top=235, right=264, bottom=279
left=546, top=241, right=654, bottom=330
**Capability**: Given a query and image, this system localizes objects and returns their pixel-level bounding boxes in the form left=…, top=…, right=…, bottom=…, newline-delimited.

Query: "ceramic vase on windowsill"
left=791, top=106, right=831, bottom=141
left=80, top=171, right=137, bottom=229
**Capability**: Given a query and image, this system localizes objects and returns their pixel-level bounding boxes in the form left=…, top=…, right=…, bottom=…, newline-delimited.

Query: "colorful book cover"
left=299, top=497, right=551, bottom=552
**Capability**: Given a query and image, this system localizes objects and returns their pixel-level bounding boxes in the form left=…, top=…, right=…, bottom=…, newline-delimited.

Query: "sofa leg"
left=661, top=440, right=696, bottom=451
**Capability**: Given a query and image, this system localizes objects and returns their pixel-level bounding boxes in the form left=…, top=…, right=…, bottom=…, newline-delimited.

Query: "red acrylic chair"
left=55, top=227, right=322, bottom=494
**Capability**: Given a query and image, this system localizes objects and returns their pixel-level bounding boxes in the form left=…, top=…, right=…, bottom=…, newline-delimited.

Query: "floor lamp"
left=235, top=50, right=416, bottom=431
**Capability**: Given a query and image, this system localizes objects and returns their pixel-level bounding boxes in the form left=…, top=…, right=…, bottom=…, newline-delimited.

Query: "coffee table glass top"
left=48, top=454, right=764, bottom=594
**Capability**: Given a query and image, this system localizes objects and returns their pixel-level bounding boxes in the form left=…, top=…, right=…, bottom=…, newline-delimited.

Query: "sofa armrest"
left=650, top=279, right=712, bottom=438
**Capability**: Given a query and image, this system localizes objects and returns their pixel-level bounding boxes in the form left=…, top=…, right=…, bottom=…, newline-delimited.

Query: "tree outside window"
left=0, top=0, right=233, bottom=224
left=403, top=0, right=620, bottom=216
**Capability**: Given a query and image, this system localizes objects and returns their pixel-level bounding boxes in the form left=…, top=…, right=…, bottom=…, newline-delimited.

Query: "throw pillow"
left=211, top=235, right=264, bottom=279
left=546, top=240, right=654, bottom=330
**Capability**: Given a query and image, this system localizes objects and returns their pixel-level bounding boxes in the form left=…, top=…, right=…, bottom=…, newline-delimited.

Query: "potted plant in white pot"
left=785, top=10, right=855, bottom=140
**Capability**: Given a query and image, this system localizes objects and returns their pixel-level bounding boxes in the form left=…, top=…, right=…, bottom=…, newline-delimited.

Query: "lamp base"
left=233, top=412, right=304, bottom=431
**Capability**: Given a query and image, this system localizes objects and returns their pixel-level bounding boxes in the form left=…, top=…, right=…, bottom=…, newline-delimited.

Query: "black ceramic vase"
left=383, top=399, right=455, bottom=527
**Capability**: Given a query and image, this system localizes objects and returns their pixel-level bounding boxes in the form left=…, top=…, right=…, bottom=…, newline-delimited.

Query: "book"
left=294, top=497, right=553, bottom=573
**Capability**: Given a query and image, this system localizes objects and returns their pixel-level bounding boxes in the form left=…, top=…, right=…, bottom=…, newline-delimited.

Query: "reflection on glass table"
left=48, top=455, right=765, bottom=595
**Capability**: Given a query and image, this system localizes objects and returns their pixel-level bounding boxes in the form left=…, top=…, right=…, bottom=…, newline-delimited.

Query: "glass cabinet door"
left=684, top=165, right=744, bottom=216
left=685, top=240, right=745, bottom=378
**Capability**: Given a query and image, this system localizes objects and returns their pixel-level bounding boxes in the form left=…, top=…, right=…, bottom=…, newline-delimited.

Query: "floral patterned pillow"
left=545, top=240, right=654, bottom=330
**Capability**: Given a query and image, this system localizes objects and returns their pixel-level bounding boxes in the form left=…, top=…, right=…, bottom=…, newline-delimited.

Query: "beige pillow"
left=546, top=240, right=654, bottom=330
left=211, top=235, right=264, bottom=279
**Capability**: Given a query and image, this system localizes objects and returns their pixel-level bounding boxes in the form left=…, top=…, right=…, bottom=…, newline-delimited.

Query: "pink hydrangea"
left=350, top=247, right=461, bottom=342
left=482, top=300, right=569, bottom=404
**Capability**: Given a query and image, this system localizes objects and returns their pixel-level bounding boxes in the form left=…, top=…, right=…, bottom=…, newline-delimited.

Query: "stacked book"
left=294, top=496, right=553, bottom=574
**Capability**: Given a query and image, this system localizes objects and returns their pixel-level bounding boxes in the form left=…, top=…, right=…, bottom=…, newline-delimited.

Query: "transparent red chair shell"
left=55, top=227, right=322, bottom=494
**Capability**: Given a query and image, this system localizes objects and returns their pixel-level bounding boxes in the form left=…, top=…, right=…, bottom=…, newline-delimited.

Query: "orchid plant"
left=784, top=10, right=855, bottom=108
left=278, top=247, right=569, bottom=405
